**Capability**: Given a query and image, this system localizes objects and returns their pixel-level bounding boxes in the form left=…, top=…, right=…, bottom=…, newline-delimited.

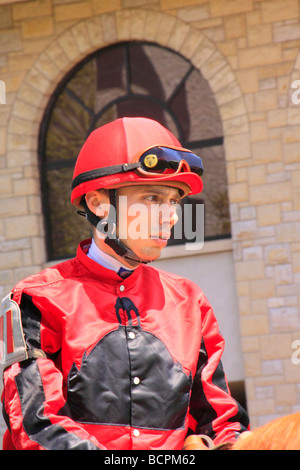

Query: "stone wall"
left=0, top=0, right=300, bottom=435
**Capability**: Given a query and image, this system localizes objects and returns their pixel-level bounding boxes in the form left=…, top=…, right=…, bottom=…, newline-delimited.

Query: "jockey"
left=1, top=117, right=249, bottom=450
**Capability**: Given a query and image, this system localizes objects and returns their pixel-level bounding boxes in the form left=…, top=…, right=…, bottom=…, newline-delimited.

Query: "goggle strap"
left=71, top=162, right=141, bottom=190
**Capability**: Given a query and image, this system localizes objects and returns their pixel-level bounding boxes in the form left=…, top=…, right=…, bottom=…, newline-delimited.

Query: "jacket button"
left=133, top=429, right=140, bottom=437
left=133, top=376, right=140, bottom=385
left=128, top=331, right=136, bottom=339
left=119, top=285, right=125, bottom=292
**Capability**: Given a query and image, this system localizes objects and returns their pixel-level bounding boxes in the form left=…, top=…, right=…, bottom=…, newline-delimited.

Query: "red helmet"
left=71, top=117, right=203, bottom=207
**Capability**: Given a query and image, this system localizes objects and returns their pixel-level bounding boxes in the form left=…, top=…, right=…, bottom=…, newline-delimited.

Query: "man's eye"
left=145, top=195, right=158, bottom=202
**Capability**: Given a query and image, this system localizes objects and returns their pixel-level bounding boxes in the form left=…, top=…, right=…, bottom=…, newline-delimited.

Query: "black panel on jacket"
left=63, top=324, right=192, bottom=430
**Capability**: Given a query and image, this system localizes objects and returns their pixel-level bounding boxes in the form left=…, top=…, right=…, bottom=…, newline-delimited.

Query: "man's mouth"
left=150, top=232, right=171, bottom=240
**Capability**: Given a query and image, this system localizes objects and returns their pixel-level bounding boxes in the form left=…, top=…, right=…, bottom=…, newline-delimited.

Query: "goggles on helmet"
left=134, top=146, right=204, bottom=178
left=71, top=145, right=203, bottom=195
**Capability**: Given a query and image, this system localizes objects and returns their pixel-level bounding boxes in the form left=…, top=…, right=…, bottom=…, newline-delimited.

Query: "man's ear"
left=85, top=190, right=110, bottom=218
left=85, top=191, right=102, bottom=215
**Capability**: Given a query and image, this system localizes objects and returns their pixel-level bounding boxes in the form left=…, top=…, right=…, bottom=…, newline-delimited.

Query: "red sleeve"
left=2, top=292, right=105, bottom=450
left=188, top=294, right=249, bottom=446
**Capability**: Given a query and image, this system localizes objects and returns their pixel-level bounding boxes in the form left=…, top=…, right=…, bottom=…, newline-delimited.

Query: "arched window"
left=39, top=41, right=229, bottom=260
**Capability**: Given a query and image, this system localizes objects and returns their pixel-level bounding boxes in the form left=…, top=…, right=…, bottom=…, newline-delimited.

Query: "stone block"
left=219, top=96, right=246, bottom=121
left=85, top=17, right=104, bottom=48
left=0, top=29, right=22, bottom=53
left=243, top=245, right=263, bottom=261
left=70, top=22, right=92, bottom=55
left=0, top=174, right=11, bottom=195
left=100, top=12, right=117, bottom=43
left=177, top=4, right=209, bottom=23
left=13, top=177, right=40, bottom=196
left=247, top=23, right=272, bottom=47
left=261, top=0, right=298, bottom=22
left=0, top=197, right=28, bottom=218
left=116, top=9, right=131, bottom=41
left=54, top=1, right=92, bottom=22
left=201, top=50, right=226, bottom=81
left=276, top=223, right=300, bottom=243
left=257, top=204, right=281, bottom=227
left=270, top=306, right=300, bottom=332
left=224, top=14, right=246, bottom=40
left=208, top=63, right=236, bottom=93
left=240, top=315, right=269, bottom=336
left=265, top=244, right=291, bottom=265
left=275, top=384, right=297, bottom=405
left=287, top=107, right=300, bottom=126
left=13, top=0, right=52, bottom=20
left=0, top=250, right=22, bottom=269
left=238, top=45, right=282, bottom=69
left=155, top=13, right=177, bottom=47
left=34, top=53, right=59, bottom=82
left=168, top=19, right=190, bottom=51
left=248, top=165, right=266, bottom=186
left=58, top=29, right=82, bottom=61
left=292, top=252, right=300, bottom=272
left=252, top=139, right=282, bottom=164
left=232, top=219, right=257, bottom=240
left=6, top=149, right=36, bottom=168
left=243, top=352, right=262, bottom=377
left=0, top=126, right=6, bottom=155
left=283, top=142, right=300, bottom=164
left=274, top=264, right=293, bottom=285
left=209, top=0, right=253, bottom=17
left=21, top=16, right=54, bottom=39
left=273, top=22, right=300, bottom=43
left=217, top=39, right=237, bottom=57
left=161, top=0, right=206, bottom=9
left=262, top=359, right=283, bottom=376
left=0, top=5, right=12, bottom=29
left=284, top=358, right=300, bottom=383
left=249, top=181, right=292, bottom=205
left=25, top=66, right=52, bottom=95
left=223, top=114, right=249, bottom=136
left=225, top=133, right=251, bottom=161
left=235, top=259, right=265, bottom=281
left=260, top=334, right=293, bottom=360
left=254, top=90, right=278, bottom=112
left=129, top=8, right=147, bottom=39
left=7, top=132, right=37, bottom=152
left=190, top=37, right=215, bottom=71
left=250, top=278, right=275, bottom=299
left=92, top=0, right=121, bottom=15
left=282, top=126, right=300, bottom=145
left=5, top=214, right=41, bottom=239
left=267, top=109, right=287, bottom=128
left=228, top=182, right=249, bottom=203
left=241, top=336, right=260, bottom=352
left=250, top=121, right=268, bottom=142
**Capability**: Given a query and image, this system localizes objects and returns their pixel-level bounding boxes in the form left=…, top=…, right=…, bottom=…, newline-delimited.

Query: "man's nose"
left=159, top=203, right=179, bottom=227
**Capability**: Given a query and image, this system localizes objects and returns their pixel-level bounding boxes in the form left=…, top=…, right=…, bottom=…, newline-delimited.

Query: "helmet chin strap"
left=79, top=190, right=150, bottom=266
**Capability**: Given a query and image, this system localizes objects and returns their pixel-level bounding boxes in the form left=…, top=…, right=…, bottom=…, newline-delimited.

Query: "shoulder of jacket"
left=11, top=258, right=79, bottom=303
left=144, top=264, right=204, bottom=294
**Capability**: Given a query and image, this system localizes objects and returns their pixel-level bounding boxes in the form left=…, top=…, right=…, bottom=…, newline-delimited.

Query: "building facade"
left=0, top=0, right=300, bottom=445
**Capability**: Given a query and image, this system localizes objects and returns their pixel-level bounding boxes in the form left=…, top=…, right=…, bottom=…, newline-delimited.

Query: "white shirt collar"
left=87, top=239, right=134, bottom=273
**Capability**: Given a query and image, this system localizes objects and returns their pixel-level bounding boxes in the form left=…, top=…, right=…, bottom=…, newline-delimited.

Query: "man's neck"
left=87, top=239, right=136, bottom=272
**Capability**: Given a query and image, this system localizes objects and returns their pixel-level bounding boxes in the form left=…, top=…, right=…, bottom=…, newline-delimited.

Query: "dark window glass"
left=39, top=42, right=229, bottom=260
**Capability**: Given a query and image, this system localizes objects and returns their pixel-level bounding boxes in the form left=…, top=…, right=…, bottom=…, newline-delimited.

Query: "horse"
left=183, top=412, right=300, bottom=450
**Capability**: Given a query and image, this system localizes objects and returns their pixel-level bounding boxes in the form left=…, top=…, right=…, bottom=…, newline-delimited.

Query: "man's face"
left=116, top=185, right=181, bottom=264
left=89, top=184, right=181, bottom=266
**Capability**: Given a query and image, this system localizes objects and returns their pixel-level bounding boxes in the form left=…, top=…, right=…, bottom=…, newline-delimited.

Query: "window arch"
left=39, top=41, right=229, bottom=260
